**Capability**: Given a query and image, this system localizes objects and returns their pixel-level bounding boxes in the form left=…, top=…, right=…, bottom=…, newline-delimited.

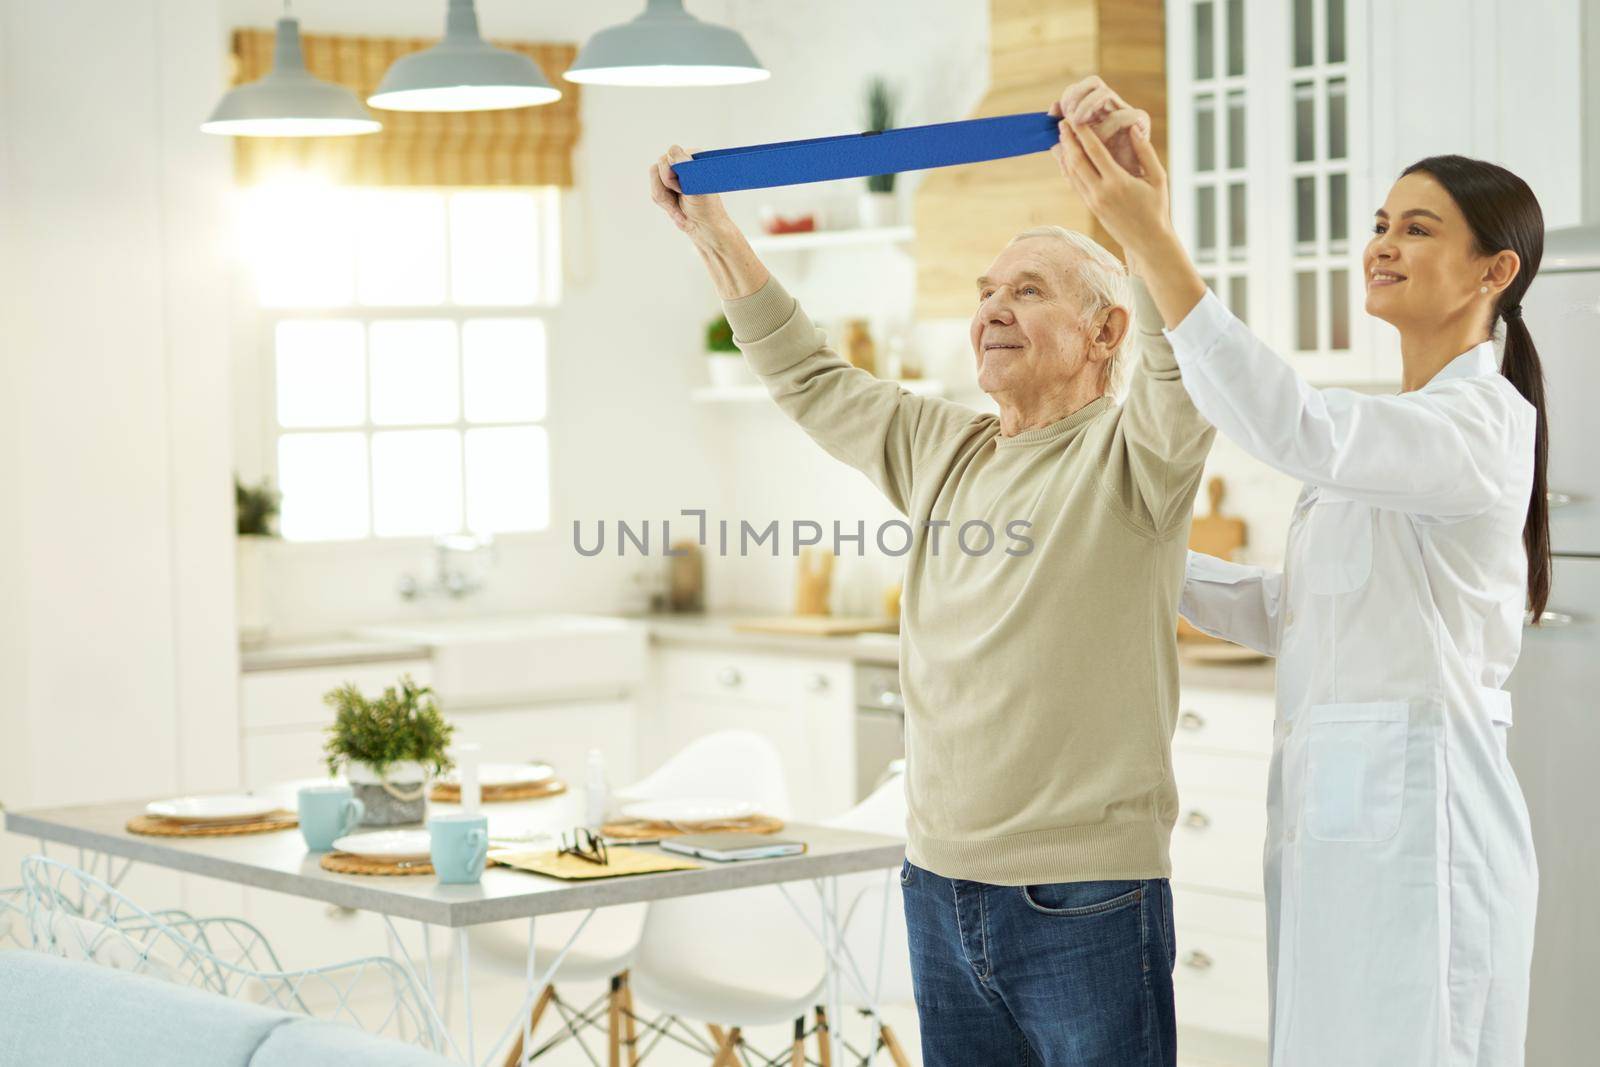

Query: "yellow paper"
left=489, top=848, right=701, bottom=880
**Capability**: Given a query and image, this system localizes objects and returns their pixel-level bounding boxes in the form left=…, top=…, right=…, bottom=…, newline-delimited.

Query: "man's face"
left=970, top=238, right=1100, bottom=399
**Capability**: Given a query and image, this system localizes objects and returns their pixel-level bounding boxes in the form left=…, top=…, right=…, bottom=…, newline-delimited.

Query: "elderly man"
left=650, top=88, right=1213, bottom=1066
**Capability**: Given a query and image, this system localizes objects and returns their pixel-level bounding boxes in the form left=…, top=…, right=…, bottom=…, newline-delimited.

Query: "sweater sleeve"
left=1102, top=278, right=1217, bottom=534
left=721, top=275, right=982, bottom=515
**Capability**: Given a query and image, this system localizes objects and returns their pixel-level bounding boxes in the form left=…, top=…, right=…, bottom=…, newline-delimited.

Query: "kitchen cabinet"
left=1169, top=679, right=1274, bottom=1057
left=239, top=659, right=433, bottom=786
left=647, top=647, right=855, bottom=821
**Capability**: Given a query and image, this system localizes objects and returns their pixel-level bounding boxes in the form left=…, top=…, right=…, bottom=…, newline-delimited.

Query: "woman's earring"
left=1480, top=285, right=1489, bottom=294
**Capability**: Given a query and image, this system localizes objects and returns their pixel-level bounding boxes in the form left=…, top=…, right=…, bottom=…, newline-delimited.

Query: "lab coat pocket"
left=1301, top=498, right=1373, bottom=595
left=1477, top=686, right=1514, bottom=727
left=1304, top=701, right=1410, bottom=842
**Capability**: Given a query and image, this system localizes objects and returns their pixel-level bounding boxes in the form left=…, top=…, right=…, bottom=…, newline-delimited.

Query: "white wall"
left=223, top=0, right=991, bottom=632
left=0, top=0, right=238, bottom=831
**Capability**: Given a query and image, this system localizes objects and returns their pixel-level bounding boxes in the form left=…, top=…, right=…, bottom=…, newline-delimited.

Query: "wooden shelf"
left=692, top=378, right=945, bottom=404
left=746, top=225, right=914, bottom=252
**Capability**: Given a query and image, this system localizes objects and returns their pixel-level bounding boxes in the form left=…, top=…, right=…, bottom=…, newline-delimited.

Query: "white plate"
left=145, top=795, right=280, bottom=824
left=331, top=830, right=433, bottom=862
left=441, top=762, right=555, bottom=788
left=618, top=798, right=756, bottom=824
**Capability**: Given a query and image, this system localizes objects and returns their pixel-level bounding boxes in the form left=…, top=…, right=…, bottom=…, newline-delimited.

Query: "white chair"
left=0, top=883, right=28, bottom=950
left=627, top=731, right=831, bottom=1065
left=823, top=770, right=914, bottom=1066
left=22, top=855, right=443, bottom=1052
left=489, top=730, right=795, bottom=1066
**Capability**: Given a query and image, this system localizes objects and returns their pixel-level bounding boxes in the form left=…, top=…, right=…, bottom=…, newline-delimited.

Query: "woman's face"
left=1363, top=171, right=1498, bottom=329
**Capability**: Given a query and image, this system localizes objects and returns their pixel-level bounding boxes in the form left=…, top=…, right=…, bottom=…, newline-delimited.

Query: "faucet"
left=398, top=534, right=496, bottom=601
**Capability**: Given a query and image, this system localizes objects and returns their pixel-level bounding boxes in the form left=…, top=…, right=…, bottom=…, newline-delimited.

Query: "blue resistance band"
left=673, top=111, right=1061, bottom=195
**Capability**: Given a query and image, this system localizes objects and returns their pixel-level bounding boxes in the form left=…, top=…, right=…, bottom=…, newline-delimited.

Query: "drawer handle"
left=807, top=673, right=830, bottom=693
left=1182, top=949, right=1215, bottom=971
left=879, top=690, right=902, bottom=709
left=1179, top=710, right=1205, bottom=731
left=1183, top=810, right=1211, bottom=831
left=717, top=667, right=743, bottom=688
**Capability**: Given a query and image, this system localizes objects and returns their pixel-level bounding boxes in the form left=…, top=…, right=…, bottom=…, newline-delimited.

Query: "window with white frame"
left=1169, top=0, right=1369, bottom=378
left=1186, top=0, right=1251, bottom=323
left=241, top=183, right=559, bottom=542
left=1288, top=0, right=1354, bottom=355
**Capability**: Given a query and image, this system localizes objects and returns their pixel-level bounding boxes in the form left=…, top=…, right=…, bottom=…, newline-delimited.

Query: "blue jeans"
left=900, top=859, right=1177, bottom=1067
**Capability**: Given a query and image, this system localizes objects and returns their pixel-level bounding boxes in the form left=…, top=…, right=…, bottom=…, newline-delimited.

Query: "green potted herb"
left=323, top=675, right=455, bottom=826
left=859, top=78, right=900, bottom=227
left=705, top=312, right=756, bottom=388
left=235, top=475, right=281, bottom=644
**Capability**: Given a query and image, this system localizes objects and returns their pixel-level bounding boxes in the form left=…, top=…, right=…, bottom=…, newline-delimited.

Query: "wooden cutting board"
left=1189, top=476, right=1247, bottom=559
left=733, top=616, right=899, bottom=636
left=1179, top=476, right=1248, bottom=641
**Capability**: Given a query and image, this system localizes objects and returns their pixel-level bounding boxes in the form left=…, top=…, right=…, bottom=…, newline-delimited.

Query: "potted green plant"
left=235, top=475, right=281, bottom=644
left=323, top=675, right=455, bottom=826
left=859, top=78, right=900, bottom=228
left=705, top=312, right=756, bottom=388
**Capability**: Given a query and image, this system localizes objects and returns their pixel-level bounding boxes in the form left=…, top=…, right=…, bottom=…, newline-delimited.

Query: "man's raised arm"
left=650, top=145, right=980, bottom=515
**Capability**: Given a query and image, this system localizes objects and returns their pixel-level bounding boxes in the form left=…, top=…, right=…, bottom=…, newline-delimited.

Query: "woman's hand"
left=1049, top=76, right=1151, bottom=178
left=1052, top=108, right=1173, bottom=265
left=649, top=145, right=735, bottom=243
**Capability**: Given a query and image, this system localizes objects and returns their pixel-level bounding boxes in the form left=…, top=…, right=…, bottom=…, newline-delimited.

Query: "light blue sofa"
left=0, top=951, right=454, bottom=1066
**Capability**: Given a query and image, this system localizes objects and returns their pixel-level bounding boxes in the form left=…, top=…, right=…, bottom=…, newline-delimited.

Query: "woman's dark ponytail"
left=1402, top=155, right=1552, bottom=621
left=1499, top=312, right=1552, bottom=620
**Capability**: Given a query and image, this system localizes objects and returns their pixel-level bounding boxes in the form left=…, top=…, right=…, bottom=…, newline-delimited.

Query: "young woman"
left=1051, top=78, right=1546, bottom=1065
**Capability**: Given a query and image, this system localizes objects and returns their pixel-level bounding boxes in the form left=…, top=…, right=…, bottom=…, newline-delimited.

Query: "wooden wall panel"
left=914, top=0, right=1166, bottom=318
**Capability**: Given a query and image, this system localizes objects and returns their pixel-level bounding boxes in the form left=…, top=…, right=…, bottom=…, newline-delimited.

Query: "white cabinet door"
left=243, top=728, right=332, bottom=789
left=1172, top=888, right=1270, bottom=1043
left=652, top=649, right=855, bottom=821
left=241, top=661, right=433, bottom=731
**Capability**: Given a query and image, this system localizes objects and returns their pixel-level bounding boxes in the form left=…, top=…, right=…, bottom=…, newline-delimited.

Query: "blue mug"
left=429, top=813, right=489, bottom=884
left=298, top=784, right=364, bottom=852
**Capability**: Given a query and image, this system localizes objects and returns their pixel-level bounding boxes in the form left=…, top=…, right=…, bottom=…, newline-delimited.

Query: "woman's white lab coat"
left=1168, top=291, right=1539, bottom=1067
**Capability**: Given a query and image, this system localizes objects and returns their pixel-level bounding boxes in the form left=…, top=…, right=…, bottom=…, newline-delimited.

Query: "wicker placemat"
left=600, top=813, right=785, bottom=841
left=429, top=779, right=568, bottom=804
left=127, top=813, right=298, bottom=838
left=320, top=852, right=434, bottom=877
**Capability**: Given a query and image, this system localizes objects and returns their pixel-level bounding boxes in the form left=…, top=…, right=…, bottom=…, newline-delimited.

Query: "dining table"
left=5, top=788, right=905, bottom=1067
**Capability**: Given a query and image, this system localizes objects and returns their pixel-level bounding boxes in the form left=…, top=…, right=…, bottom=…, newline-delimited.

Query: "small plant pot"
left=707, top=353, right=756, bottom=388
left=345, top=760, right=429, bottom=826
left=857, top=191, right=898, bottom=228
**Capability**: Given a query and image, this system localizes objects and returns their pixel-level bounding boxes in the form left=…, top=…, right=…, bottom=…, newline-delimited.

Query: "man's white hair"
left=1008, top=225, right=1134, bottom=400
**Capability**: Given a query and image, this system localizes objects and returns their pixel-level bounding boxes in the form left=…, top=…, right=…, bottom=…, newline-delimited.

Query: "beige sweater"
left=722, top=275, right=1215, bottom=885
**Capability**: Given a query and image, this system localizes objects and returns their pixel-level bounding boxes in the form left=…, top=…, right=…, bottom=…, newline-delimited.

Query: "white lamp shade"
left=368, top=0, right=560, bottom=112
left=201, top=17, right=380, bottom=137
left=566, top=0, right=769, bottom=87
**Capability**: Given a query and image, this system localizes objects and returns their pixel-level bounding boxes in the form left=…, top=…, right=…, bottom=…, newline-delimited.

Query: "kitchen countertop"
left=239, top=615, right=1276, bottom=693
left=240, top=636, right=432, bottom=673
left=630, top=612, right=902, bottom=664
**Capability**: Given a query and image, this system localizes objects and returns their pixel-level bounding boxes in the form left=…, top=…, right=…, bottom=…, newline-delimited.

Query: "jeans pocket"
left=1304, top=701, right=1410, bottom=842
left=1020, top=879, right=1143, bottom=917
left=899, top=857, right=912, bottom=886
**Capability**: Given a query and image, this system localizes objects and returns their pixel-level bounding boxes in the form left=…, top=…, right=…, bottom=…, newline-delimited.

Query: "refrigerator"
left=1505, top=223, right=1600, bottom=1065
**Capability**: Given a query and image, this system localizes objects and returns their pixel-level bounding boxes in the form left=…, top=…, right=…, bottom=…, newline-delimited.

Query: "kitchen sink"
left=354, top=614, right=647, bottom=708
